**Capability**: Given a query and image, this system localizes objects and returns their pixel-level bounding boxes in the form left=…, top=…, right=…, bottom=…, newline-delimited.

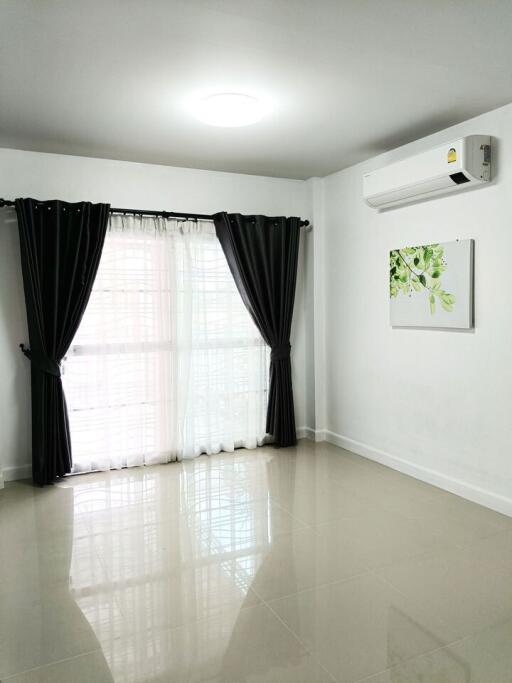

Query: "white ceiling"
left=1, top=0, right=512, bottom=179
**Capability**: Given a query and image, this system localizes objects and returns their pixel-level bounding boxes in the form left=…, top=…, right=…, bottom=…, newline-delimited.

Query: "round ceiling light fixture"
left=193, top=92, right=268, bottom=127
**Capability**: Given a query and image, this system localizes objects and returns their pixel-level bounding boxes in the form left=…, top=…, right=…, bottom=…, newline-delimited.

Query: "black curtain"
left=15, top=198, right=110, bottom=485
left=213, top=212, right=301, bottom=447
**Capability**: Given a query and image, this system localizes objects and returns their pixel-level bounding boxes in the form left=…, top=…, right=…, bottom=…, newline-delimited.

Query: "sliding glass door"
left=63, top=216, right=269, bottom=473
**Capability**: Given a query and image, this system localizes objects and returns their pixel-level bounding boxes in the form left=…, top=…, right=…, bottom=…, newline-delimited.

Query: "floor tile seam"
left=408, top=502, right=512, bottom=529
left=98, top=587, right=265, bottom=638
left=281, top=479, right=386, bottom=506
left=269, top=498, right=314, bottom=529
left=369, top=534, right=481, bottom=576
left=350, top=633, right=473, bottom=683
left=304, top=522, right=459, bottom=573
left=451, top=526, right=512, bottom=552
left=297, top=524, right=391, bottom=572
left=367, top=568, right=422, bottom=601
left=328, top=466, right=426, bottom=491
left=372, top=543, right=512, bottom=591
left=248, top=562, right=377, bottom=605
left=368, top=567, right=509, bottom=647
left=254, top=596, right=340, bottom=682
left=89, top=554, right=265, bottom=623
left=0, top=593, right=486, bottom=683
left=306, top=518, right=364, bottom=539
left=303, top=513, right=385, bottom=534
left=257, top=568, right=379, bottom=612
left=282, top=508, right=387, bottom=530
left=370, top=536, right=512, bottom=581
left=82, top=543, right=133, bottom=621
left=368, top=539, right=466, bottom=572
left=351, top=500, right=458, bottom=532
left=78, top=499, right=274, bottom=520
left=0, top=545, right=110, bottom=600
left=58, top=558, right=373, bottom=613
left=82, top=504, right=281, bottom=536
left=77, top=489, right=274, bottom=507
left=369, top=557, right=470, bottom=608
left=89, top=530, right=271, bottom=577
left=86, top=519, right=376, bottom=602
left=292, top=499, right=451, bottom=532
left=1, top=647, right=103, bottom=681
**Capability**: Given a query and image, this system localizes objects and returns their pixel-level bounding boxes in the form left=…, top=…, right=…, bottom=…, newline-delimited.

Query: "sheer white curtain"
left=62, top=215, right=270, bottom=473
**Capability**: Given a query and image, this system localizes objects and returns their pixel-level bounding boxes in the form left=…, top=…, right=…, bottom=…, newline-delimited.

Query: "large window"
left=63, top=216, right=269, bottom=473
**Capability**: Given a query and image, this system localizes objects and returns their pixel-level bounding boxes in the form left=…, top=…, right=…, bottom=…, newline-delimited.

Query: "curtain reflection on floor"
left=8, top=485, right=115, bottom=681
left=66, top=452, right=300, bottom=681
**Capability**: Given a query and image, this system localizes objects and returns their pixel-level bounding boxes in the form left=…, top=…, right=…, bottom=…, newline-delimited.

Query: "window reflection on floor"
left=66, top=454, right=275, bottom=681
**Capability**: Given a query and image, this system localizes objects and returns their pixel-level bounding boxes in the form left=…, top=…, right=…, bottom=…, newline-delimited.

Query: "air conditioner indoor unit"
left=363, top=135, right=491, bottom=209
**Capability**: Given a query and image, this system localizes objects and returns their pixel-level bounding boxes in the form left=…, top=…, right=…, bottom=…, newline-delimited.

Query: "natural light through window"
left=62, top=215, right=270, bottom=472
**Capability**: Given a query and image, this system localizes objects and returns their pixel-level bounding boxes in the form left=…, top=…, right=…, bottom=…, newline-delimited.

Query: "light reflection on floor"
left=3, top=440, right=512, bottom=682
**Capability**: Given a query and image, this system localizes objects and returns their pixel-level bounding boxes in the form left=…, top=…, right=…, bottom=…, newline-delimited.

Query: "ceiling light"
left=193, top=93, right=267, bottom=127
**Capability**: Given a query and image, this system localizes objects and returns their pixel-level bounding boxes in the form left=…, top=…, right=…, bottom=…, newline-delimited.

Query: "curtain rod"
left=0, top=199, right=311, bottom=230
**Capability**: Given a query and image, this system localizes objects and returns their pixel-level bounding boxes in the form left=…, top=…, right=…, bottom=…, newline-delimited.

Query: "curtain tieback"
left=270, top=343, right=291, bottom=362
left=19, top=344, right=61, bottom=378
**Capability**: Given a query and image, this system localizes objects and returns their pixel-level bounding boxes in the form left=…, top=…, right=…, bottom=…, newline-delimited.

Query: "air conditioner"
left=363, top=135, right=491, bottom=209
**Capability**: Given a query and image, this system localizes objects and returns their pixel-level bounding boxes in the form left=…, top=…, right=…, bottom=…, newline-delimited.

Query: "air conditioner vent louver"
left=363, top=135, right=490, bottom=209
left=450, top=172, right=470, bottom=184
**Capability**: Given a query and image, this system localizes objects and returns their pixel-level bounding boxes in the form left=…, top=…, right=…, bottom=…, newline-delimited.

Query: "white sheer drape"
left=63, top=215, right=270, bottom=473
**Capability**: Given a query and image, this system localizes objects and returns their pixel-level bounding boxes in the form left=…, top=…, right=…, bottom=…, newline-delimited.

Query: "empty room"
left=1, top=2, right=512, bottom=682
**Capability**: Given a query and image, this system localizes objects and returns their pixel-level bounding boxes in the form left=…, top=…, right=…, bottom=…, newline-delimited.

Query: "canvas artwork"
left=389, top=239, right=473, bottom=329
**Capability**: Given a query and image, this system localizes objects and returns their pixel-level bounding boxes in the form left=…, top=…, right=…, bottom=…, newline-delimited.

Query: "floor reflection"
left=67, top=451, right=297, bottom=682
left=4, top=442, right=512, bottom=681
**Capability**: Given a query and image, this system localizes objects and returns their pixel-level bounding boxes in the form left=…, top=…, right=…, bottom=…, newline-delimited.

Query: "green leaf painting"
left=389, top=243, right=456, bottom=314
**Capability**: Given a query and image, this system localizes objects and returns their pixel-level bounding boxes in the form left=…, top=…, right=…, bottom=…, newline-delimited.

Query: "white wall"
left=316, top=102, right=512, bottom=515
left=0, top=148, right=312, bottom=481
left=6, top=104, right=511, bottom=515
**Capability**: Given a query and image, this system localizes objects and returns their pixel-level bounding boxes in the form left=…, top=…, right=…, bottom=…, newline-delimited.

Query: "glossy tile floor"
left=2, top=440, right=512, bottom=682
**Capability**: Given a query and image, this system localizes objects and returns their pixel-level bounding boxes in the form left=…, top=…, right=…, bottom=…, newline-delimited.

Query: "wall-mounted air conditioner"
left=363, top=135, right=491, bottom=209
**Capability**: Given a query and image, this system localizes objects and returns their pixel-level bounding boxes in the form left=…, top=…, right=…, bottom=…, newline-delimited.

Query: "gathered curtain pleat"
left=213, top=212, right=301, bottom=447
left=15, top=198, right=110, bottom=485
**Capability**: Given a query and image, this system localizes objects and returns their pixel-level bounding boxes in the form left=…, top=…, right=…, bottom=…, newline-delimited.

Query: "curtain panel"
left=213, top=212, right=301, bottom=447
left=15, top=198, right=110, bottom=485
left=62, top=215, right=269, bottom=472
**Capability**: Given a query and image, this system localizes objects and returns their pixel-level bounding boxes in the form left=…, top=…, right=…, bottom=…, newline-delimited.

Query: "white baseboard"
left=297, top=426, right=326, bottom=442
left=314, top=429, right=326, bottom=442
left=8, top=431, right=510, bottom=519
left=296, top=426, right=315, bottom=440
left=324, top=430, right=512, bottom=518
left=3, top=463, right=32, bottom=482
